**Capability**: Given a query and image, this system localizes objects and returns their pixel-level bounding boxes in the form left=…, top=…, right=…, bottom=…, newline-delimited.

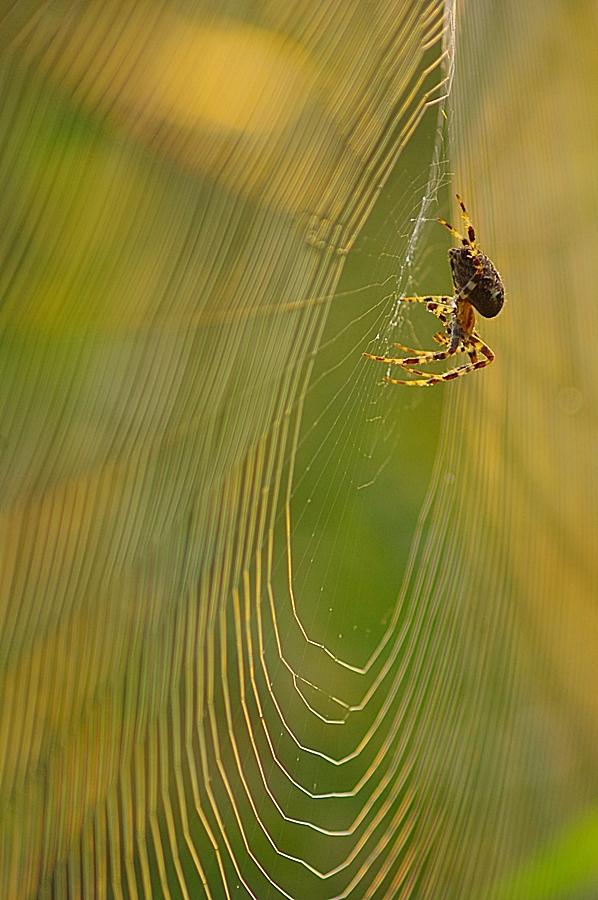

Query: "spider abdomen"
left=449, top=247, right=504, bottom=318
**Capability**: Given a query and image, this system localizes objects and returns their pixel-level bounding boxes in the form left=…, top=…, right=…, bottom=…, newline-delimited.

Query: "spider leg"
left=364, top=300, right=454, bottom=364
left=425, top=303, right=453, bottom=322
left=367, top=359, right=445, bottom=385
left=364, top=351, right=423, bottom=366
left=452, top=194, right=485, bottom=299
left=365, top=296, right=457, bottom=361
left=383, top=371, right=451, bottom=386
left=365, top=344, right=457, bottom=372
left=439, top=195, right=483, bottom=302
left=413, top=336, right=494, bottom=384
left=400, top=347, right=455, bottom=365
left=455, top=193, right=477, bottom=249
left=399, top=295, right=453, bottom=305
left=463, top=338, right=478, bottom=364
left=382, top=334, right=494, bottom=386
left=438, top=194, right=478, bottom=250
left=437, top=217, right=467, bottom=245
left=369, top=326, right=450, bottom=359
left=394, top=362, right=441, bottom=377
left=468, top=331, right=495, bottom=365
left=393, top=341, right=427, bottom=355
left=394, top=330, right=449, bottom=354
left=392, top=352, right=470, bottom=377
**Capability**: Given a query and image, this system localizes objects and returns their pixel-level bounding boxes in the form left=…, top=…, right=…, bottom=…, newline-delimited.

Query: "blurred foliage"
left=3, top=0, right=598, bottom=898
left=490, top=806, right=598, bottom=900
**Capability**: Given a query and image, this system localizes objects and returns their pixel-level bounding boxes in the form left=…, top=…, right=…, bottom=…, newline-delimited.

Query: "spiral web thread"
left=0, top=1, right=456, bottom=898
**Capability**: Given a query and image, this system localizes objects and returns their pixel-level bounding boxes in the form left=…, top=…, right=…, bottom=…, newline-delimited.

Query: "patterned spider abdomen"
left=449, top=246, right=504, bottom=318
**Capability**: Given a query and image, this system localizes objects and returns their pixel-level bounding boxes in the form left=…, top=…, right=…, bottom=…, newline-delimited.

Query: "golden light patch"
left=35, top=2, right=315, bottom=140
left=31, top=2, right=320, bottom=204
left=134, top=22, right=315, bottom=136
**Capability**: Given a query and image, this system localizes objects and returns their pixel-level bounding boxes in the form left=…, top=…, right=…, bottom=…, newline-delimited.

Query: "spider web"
left=0, top=2, right=515, bottom=899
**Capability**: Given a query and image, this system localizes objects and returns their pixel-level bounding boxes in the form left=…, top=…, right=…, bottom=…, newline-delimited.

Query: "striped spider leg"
left=363, top=295, right=453, bottom=370
left=364, top=194, right=504, bottom=386
left=438, top=193, right=485, bottom=302
left=381, top=331, right=495, bottom=386
left=364, top=296, right=494, bottom=386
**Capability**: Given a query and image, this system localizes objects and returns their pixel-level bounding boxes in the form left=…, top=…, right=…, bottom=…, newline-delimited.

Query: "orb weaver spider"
left=364, top=194, right=504, bottom=386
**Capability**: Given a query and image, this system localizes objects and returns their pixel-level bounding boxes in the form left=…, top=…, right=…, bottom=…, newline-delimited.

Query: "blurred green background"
left=2, top=1, right=598, bottom=899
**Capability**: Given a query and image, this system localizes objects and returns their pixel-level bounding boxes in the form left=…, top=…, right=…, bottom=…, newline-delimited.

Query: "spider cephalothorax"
left=364, top=194, right=504, bottom=386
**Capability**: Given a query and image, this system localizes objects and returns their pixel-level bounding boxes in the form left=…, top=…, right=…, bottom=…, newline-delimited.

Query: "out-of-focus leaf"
left=490, top=806, right=598, bottom=900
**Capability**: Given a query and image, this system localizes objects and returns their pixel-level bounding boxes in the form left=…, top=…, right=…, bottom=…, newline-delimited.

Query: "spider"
left=364, top=194, right=504, bottom=386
